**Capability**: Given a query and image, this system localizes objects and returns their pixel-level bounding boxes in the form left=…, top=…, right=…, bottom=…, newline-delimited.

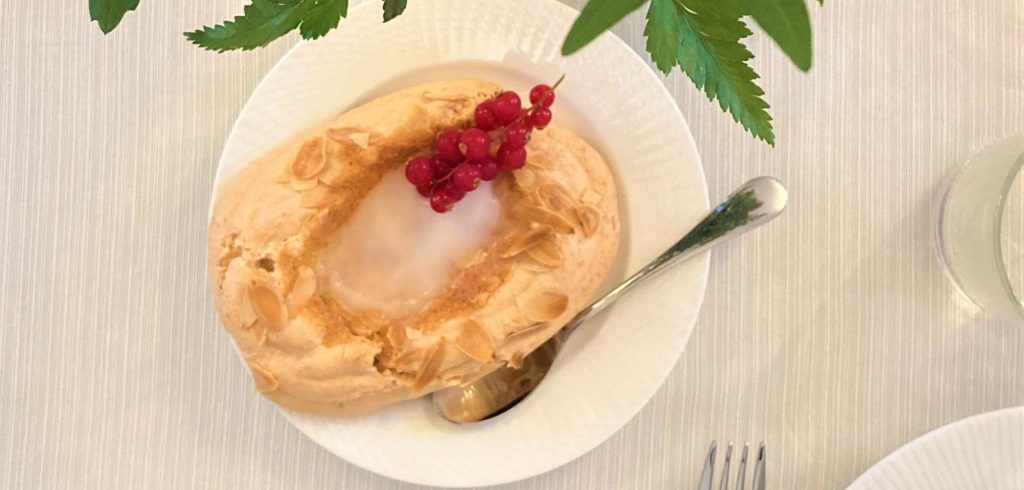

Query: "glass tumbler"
left=935, top=135, right=1024, bottom=322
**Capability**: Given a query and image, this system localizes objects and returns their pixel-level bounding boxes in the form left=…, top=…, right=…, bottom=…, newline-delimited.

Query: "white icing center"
left=317, top=169, right=499, bottom=316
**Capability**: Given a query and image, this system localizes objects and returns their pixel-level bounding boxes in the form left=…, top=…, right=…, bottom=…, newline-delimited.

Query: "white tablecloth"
left=3, top=1, right=1023, bottom=488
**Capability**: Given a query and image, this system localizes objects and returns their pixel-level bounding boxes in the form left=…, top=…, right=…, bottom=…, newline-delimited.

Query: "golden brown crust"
left=208, top=80, right=620, bottom=416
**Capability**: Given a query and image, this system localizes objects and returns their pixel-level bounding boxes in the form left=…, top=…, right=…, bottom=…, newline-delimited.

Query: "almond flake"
left=275, top=165, right=292, bottom=184
left=290, top=137, right=326, bottom=180
left=237, top=287, right=258, bottom=328
left=581, top=188, right=602, bottom=205
left=422, top=91, right=469, bottom=102
left=507, top=351, right=526, bottom=370
left=454, top=319, right=495, bottom=363
left=515, top=168, right=537, bottom=190
left=526, top=239, right=563, bottom=267
left=347, top=132, right=370, bottom=149
left=387, top=324, right=408, bottom=350
left=287, top=267, right=316, bottom=309
left=248, top=321, right=268, bottom=346
left=504, top=321, right=547, bottom=341
left=535, top=183, right=574, bottom=212
left=522, top=205, right=575, bottom=234
left=413, top=339, right=447, bottom=392
left=248, top=282, right=287, bottom=329
left=248, top=362, right=279, bottom=393
left=497, top=226, right=552, bottom=258
left=290, top=176, right=319, bottom=192
left=517, top=291, right=569, bottom=322
left=300, top=186, right=333, bottom=208
left=575, top=204, right=602, bottom=238
left=318, top=156, right=346, bottom=187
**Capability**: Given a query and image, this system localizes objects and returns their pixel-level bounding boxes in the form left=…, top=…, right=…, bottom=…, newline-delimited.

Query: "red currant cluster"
left=404, top=79, right=561, bottom=213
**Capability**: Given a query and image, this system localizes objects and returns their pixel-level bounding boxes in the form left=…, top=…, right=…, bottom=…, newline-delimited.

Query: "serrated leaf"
left=300, top=0, right=348, bottom=39
left=744, top=0, right=812, bottom=71
left=383, top=0, right=407, bottom=22
left=561, top=0, right=647, bottom=55
left=645, top=0, right=774, bottom=144
left=90, top=0, right=142, bottom=34
left=185, top=0, right=307, bottom=52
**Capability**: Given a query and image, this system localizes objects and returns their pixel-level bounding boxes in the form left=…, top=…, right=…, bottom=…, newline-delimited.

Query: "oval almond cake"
left=207, top=80, right=620, bottom=416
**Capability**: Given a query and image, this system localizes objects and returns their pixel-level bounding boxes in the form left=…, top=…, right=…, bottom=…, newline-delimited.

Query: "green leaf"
left=561, top=0, right=648, bottom=55
left=645, top=0, right=775, bottom=144
left=744, top=0, right=812, bottom=71
left=185, top=0, right=306, bottom=52
left=300, top=0, right=348, bottom=40
left=90, top=0, right=141, bottom=34
left=383, top=0, right=407, bottom=22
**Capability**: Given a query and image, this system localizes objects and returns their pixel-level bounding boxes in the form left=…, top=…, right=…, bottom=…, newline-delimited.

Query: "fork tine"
left=751, top=442, right=766, bottom=490
left=697, top=441, right=717, bottom=490
left=718, top=442, right=733, bottom=490
left=735, top=442, right=749, bottom=490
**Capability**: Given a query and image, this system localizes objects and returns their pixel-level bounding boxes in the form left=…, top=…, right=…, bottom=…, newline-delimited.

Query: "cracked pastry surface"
left=208, top=80, right=620, bottom=416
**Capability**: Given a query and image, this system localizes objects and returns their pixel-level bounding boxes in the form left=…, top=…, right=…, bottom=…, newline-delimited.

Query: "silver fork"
left=697, top=441, right=766, bottom=490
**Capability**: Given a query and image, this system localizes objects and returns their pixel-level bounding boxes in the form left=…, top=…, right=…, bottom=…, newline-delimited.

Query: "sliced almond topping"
left=454, top=319, right=495, bottom=363
left=275, top=165, right=292, bottom=184
left=347, top=132, right=370, bottom=149
left=535, top=182, right=574, bottom=212
left=248, top=363, right=279, bottom=393
left=290, top=137, right=326, bottom=180
left=248, top=282, right=287, bottom=329
left=248, top=321, right=268, bottom=346
left=507, top=351, right=526, bottom=370
left=518, top=290, right=569, bottom=322
left=393, top=348, right=424, bottom=373
left=399, top=105, right=431, bottom=137
left=515, top=168, right=537, bottom=190
left=318, top=156, right=346, bottom=187
left=581, top=188, right=602, bottom=205
left=522, top=205, right=575, bottom=235
left=287, top=267, right=316, bottom=309
left=422, top=91, right=469, bottom=102
left=504, top=321, right=547, bottom=341
left=413, top=339, right=447, bottom=392
left=300, top=186, right=333, bottom=208
left=290, top=176, right=320, bottom=192
left=575, top=204, right=602, bottom=238
left=387, top=324, right=408, bottom=350
left=237, top=287, right=258, bottom=328
left=526, top=239, right=563, bottom=268
left=497, top=226, right=552, bottom=258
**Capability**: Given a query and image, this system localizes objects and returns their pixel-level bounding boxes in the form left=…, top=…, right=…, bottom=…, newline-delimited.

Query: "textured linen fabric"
left=1, top=0, right=1023, bottom=488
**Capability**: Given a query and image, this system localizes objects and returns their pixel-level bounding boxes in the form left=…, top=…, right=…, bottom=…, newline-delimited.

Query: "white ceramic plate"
left=211, top=0, right=709, bottom=486
left=849, top=407, right=1024, bottom=489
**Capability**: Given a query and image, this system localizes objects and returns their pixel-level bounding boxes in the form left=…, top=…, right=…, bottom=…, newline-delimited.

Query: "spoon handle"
left=562, top=177, right=788, bottom=335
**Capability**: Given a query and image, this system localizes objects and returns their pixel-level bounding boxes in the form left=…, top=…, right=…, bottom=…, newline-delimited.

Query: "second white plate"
left=212, top=0, right=709, bottom=486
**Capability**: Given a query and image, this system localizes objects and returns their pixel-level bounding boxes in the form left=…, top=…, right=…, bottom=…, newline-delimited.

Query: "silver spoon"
left=433, top=177, right=789, bottom=424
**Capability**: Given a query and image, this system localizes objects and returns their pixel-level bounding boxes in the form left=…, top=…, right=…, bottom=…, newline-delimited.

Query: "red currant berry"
left=527, top=107, right=552, bottom=128
left=492, top=91, right=522, bottom=125
left=503, top=121, right=532, bottom=148
left=452, top=163, right=481, bottom=192
left=430, top=155, right=453, bottom=179
left=405, top=156, right=433, bottom=186
left=474, top=101, right=498, bottom=131
left=416, top=184, right=433, bottom=197
left=529, top=84, right=555, bottom=108
left=436, top=128, right=463, bottom=163
left=497, top=144, right=527, bottom=170
left=472, top=157, right=499, bottom=181
left=430, top=191, right=454, bottom=213
left=459, top=128, right=490, bottom=160
left=442, top=180, right=466, bottom=201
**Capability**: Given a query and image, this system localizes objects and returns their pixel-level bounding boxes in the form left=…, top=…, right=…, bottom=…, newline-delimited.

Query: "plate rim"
left=848, top=406, right=1024, bottom=489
